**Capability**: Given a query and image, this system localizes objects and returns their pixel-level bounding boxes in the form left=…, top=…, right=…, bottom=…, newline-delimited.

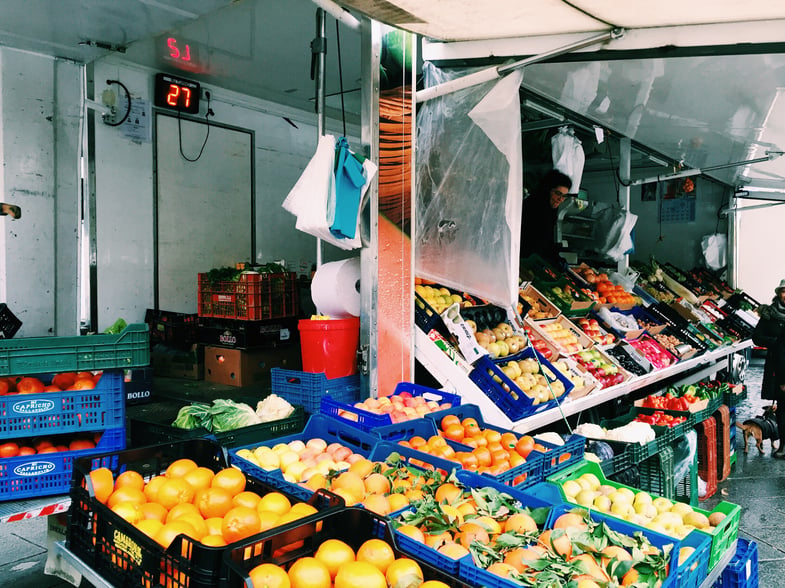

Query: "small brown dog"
left=736, top=405, right=779, bottom=453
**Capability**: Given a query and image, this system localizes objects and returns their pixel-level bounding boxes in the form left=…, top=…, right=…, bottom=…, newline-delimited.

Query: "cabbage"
left=172, top=402, right=212, bottom=430
left=209, top=399, right=262, bottom=432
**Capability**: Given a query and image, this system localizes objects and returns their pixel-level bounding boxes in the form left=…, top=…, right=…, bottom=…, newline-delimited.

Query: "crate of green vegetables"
left=127, top=394, right=305, bottom=448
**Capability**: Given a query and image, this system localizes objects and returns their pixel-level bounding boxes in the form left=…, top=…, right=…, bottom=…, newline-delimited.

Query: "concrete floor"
left=0, top=360, right=777, bottom=587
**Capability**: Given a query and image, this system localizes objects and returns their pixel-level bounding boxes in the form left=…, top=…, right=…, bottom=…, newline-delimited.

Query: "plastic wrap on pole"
left=415, top=63, right=523, bottom=308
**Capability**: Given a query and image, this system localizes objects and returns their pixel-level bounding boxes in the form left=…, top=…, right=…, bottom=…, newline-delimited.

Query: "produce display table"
left=416, top=326, right=751, bottom=433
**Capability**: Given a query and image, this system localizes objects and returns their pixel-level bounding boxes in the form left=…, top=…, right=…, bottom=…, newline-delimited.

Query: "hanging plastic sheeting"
left=701, top=233, right=727, bottom=270
left=282, top=134, right=377, bottom=251
left=581, top=202, right=638, bottom=263
left=415, top=63, right=524, bottom=307
left=551, top=126, right=585, bottom=193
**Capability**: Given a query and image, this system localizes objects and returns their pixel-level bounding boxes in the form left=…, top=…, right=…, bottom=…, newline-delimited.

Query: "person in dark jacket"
left=520, top=169, right=572, bottom=266
left=757, top=279, right=785, bottom=457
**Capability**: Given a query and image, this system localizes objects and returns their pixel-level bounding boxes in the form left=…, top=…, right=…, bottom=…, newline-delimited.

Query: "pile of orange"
left=0, top=371, right=102, bottom=395
left=248, top=537, right=451, bottom=588
left=398, top=415, right=555, bottom=484
left=594, top=280, right=636, bottom=306
left=88, top=459, right=319, bottom=549
left=0, top=432, right=99, bottom=458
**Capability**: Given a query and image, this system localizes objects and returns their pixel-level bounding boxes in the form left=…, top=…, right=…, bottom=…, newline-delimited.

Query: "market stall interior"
left=5, top=1, right=785, bottom=588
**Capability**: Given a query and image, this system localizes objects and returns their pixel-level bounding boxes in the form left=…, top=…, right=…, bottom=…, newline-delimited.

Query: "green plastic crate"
left=638, top=445, right=675, bottom=499
left=675, top=448, right=699, bottom=506
left=0, top=324, right=149, bottom=376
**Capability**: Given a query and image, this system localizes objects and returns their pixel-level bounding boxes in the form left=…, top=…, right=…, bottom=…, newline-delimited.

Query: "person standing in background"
left=520, top=169, right=572, bottom=266
left=755, top=280, right=785, bottom=457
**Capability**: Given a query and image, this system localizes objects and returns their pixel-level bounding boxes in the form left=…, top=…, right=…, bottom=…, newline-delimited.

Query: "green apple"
left=593, top=495, right=612, bottom=512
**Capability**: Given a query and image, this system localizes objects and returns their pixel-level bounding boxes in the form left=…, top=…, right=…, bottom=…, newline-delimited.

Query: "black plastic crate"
left=0, top=304, right=22, bottom=339
left=145, top=309, right=198, bottom=350
left=224, top=507, right=472, bottom=588
left=67, top=438, right=342, bottom=588
left=195, top=316, right=298, bottom=349
left=638, top=445, right=676, bottom=499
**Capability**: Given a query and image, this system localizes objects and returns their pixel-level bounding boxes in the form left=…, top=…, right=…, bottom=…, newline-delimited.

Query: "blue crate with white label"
left=714, top=537, right=758, bottom=588
left=0, top=370, right=125, bottom=440
left=0, top=427, right=125, bottom=501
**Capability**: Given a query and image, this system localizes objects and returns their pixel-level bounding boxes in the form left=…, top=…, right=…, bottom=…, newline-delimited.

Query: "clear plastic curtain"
left=415, top=63, right=523, bottom=307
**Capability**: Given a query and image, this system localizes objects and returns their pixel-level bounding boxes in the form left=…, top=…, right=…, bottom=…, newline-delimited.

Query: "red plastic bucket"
left=298, top=318, right=360, bottom=378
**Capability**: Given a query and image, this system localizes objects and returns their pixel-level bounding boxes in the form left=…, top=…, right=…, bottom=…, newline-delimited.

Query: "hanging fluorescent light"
left=624, top=151, right=784, bottom=186
left=523, top=100, right=563, bottom=121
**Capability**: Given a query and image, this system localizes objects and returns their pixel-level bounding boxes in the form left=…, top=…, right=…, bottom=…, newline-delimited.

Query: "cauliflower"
left=256, top=394, right=295, bottom=422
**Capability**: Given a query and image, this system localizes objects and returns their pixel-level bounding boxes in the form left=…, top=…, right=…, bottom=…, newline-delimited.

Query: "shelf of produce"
left=0, top=494, right=70, bottom=523
left=416, top=327, right=752, bottom=434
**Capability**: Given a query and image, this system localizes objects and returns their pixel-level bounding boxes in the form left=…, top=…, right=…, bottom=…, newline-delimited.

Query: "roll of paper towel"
left=311, top=257, right=361, bottom=317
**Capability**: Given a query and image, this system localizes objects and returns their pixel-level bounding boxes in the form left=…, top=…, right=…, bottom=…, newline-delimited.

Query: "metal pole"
left=618, top=137, right=631, bottom=274
left=314, top=8, right=326, bottom=267
left=415, top=28, right=623, bottom=103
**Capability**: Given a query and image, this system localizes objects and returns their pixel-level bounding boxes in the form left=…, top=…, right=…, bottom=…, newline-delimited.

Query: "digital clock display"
left=154, top=73, right=200, bottom=114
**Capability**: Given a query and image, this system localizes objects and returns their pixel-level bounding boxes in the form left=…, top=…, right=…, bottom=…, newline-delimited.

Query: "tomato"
left=51, top=372, right=76, bottom=390
left=0, top=442, right=20, bottom=458
left=16, top=377, right=45, bottom=394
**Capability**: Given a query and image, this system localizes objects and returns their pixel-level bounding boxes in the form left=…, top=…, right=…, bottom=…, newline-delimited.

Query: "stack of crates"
left=713, top=537, right=759, bottom=588
left=0, top=324, right=149, bottom=500
left=714, top=405, right=732, bottom=482
left=676, top=446, right=699, bottom=506
left=638, top=445, right=676, bottom=499
left=698, top=417, right=718, bottom=501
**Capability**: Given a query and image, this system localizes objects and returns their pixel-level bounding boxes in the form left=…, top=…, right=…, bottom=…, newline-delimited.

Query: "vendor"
left=756, top=279, right=785, bottom=457
left=520, top=169, right=572, bottom=266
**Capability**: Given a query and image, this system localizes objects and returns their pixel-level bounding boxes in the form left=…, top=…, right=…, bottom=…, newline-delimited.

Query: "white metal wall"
left=0, top=48, right=81, bottom=337
left=736, top=199, right=785, bottom=303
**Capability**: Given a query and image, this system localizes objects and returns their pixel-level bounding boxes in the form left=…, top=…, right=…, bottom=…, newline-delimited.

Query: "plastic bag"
left=415, top=62, right=523, bottom=307
left=551, top=126, right=585, bottom=192
left=702, top=233, right=727, bottom=270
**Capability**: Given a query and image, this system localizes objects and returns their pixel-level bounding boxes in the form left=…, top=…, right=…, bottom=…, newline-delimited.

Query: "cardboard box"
left=204, top=344, right=302, bottom=387
left=151, top=344, right=204, bottom=380
left=124, top=366, right=155, bottom=405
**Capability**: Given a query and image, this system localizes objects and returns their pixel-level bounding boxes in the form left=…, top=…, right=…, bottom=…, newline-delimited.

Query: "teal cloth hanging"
left=330, top=137, right=366, bottom=240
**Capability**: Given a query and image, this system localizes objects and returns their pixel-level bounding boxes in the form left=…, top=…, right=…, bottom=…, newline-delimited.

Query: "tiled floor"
left=0, top=360, right=776, bottom=587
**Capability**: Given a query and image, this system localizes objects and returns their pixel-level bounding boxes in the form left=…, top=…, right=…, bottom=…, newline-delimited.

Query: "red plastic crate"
left=697, top=417, right=717, bottom=501
left=197, top=272, right=298, bottom=321
left=714, top=405, right=732, bottom=482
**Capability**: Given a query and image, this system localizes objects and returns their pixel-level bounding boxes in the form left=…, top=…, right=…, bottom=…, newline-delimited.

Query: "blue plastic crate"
left=320, top=382, right=460, bottom=437
left=0, top=370, right=125, bottom=440
left=228, top=414, right=380, bottom=501
left=0, top=427, right=125, bottom=501
left=368, top=440, right=462, bottom=476
left=715, top=538, right=758, bottom=588
left=390, top=469, right=553, bottom=578
left=677, top=530, right=713, bottom=588
left=271, top=368, right=360, bottom=414
left=468, top=347, right=574, bottom=421
left=373, top=415, right=441, bottom=442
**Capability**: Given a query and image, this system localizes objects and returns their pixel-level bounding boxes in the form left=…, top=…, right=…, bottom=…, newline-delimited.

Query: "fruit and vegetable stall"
left=0, top=253, right=760, bottom=588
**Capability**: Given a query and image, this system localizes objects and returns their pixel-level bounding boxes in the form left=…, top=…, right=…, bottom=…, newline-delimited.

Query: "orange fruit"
left=143, top=475, right=167, bottom=502
left=455, top=522, right=490, bottom=548
left=347, top=458, right=375, bottom=478
left=487, top=562, right=517, bottom=578
left=139, top=502, right=168, bottom=522
left=355, top=538, right=395, bottom=574
left=69, top=378, right=96, bottom=391
left=135, top=518, right=164, bottom=539
left=385, top=558, right=423, bottom=587
left=221, top=506, right=261, bottom=544
left=88, top=467, right=115, bottom=504
left=330, top=488, right=360, bottom=506
left=504, top=512, right=538, bottom=534
left=362, top=494, right=391, bottom=516
left=331, top=471, right=366, bottom=504
left=288, top=557, right=331, bottom=588
left=154, top=520, right=198, bottom=549
left=363, top=473, right=391, bottom=495
left=257, top=492, right=292, bottom=516
left=334, top=561, right=386, bottom=588
left=249, top=563, right=291, bottom=588
left=621, top=568, right=639, bottom=586
left=204, top=517, right=224, bottom=536
left=257, top=510, right=282, bottom=533
left=165, top=502, right=200, bottom=523
left=232, top=491, right=262, bottom=509
left=211, top=467, right=247, bottom=497
left=434, top=483, right=462, bottom=504
left=176, top=513, right=208, bottom=540
left=437, top=543, right=470, bottom=559
left=156, top=478, right=195, bottom=510
left=166, top=458, right=198, bottom=479
left=538, top=529, right=572, bottom=558
left=503, top=545, right=546, bottom=572
left=395, top=524, right=425, bottom=543
left=111, top=501, right=143, bottom=524
left=553, top=512, right=588, bottom=531
left=289, top=502, right=318, bottom=518
left=315, top=538, right=356, bottom=580
left=196, top=487, right=235, bottom=519
left=114, top=470, right=145, bottom=492
left=201, top=534, right=227, bottom=547
left=182, top=466, right=215, bottom=492
left=420, top=582, right=451, bottom=588
left=107, top=486, right=147, bottom=509
left=515, top=436, right=535, bottom=458
left=387, top=493, right=409, bottom=512
left=423, top=531, right=453, bottom=550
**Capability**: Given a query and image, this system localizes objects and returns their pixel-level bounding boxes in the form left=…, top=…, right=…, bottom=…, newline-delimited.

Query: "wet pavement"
left=0, top=359, right=779, bottom=587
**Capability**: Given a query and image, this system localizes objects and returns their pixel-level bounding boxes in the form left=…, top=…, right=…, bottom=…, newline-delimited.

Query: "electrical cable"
left=335, top=20, right=346, bottom=137
left=178, top=93, right=214, bottom=162
left=104, top=79, right=132, bottom=127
